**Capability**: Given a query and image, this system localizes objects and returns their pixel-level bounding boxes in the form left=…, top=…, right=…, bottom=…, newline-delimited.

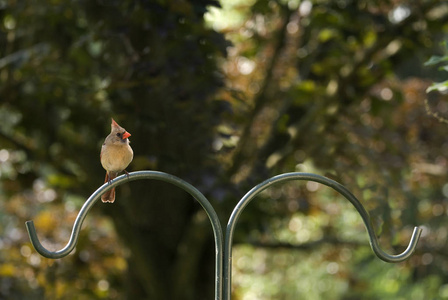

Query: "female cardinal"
left=100, top=118, right=134, bottom=203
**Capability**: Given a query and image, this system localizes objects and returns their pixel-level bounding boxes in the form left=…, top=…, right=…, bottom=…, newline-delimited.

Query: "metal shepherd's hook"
left=26, top=171, right=423, bottom=300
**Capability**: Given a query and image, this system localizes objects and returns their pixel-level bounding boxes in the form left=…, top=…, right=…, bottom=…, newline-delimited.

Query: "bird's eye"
left=116, top=133, right=121, bottom=137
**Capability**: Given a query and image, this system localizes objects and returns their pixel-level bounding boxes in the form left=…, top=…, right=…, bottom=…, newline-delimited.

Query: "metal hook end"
left=25, top=220, right=70, bottom=259
left=371, top=226, right=423, bottom=263
left=24, top=173, right=115, bottom=259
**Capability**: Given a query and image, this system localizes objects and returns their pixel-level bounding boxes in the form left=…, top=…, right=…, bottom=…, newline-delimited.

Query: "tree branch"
left=227, top=5, right=293, bottom=177
left=243, top=238, right=448, bottom=259
left=244, top=237, right=366, bottom=250
left=248, top=0, right=445, bottom=176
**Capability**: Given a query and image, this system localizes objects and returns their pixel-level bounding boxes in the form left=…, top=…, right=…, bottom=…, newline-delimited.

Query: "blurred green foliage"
left=1, top=0, right=448, bottom=299
left=425, top=42, right=448, bottom=93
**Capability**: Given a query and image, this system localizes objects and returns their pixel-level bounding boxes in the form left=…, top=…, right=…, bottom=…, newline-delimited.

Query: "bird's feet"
left=124, top=170, right=130, bottom=179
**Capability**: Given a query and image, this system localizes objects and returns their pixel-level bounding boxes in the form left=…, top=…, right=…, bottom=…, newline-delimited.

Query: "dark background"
left=1, top=0, right=447, bottom=299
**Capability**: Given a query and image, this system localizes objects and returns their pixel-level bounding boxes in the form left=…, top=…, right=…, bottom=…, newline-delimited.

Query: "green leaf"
left=426, top=80, right=448, bottom=92
left=424, top=55, right=448, bottom=66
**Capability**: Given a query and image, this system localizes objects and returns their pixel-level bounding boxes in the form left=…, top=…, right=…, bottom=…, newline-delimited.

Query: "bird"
left=100, top=118, right=134, bottom=203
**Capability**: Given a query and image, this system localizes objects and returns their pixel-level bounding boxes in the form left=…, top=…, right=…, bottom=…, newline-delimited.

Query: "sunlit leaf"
left=426, top=80, right=448, bottom=93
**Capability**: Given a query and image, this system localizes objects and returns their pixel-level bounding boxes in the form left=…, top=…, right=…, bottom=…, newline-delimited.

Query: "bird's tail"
left=102, top=172, right=116, bottom=203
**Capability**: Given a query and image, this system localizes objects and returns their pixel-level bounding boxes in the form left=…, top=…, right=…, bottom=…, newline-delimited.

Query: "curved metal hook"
left=223, top=172, right=422, bottom=299
left=27, top=171, right=422, bottom=300
left=26, top=171, right=224, bottom=300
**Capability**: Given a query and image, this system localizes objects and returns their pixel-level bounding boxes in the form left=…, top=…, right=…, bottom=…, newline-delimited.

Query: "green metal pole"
left=26, top=171, right=224, bottom=300
left=223, top=172, right=422, bottom=300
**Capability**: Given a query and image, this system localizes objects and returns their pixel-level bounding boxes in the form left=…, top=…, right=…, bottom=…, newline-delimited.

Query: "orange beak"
left=122, top=132, right=131, bottom=139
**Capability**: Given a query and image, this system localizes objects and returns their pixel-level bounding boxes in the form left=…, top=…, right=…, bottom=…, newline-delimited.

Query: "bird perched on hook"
left=100, top=118, right=134, bottom=203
